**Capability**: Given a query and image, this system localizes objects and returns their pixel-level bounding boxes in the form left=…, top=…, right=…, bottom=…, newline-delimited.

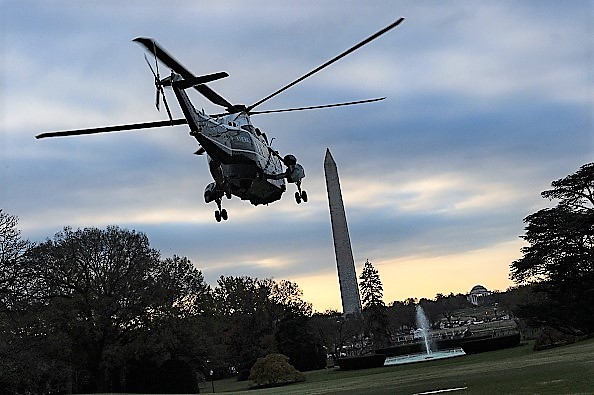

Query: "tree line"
left=0, top=222, right=325, bottom=393
left=0, top=213, right=492, bottom=394
left=2, top=162, right=593, bottom=393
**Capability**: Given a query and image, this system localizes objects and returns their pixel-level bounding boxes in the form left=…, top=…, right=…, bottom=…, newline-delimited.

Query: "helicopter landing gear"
left=215, top=209, right=228, bottom=222
left=214, top=198, right=228, bottom=222
left=294, top=182, right=308, bottom=204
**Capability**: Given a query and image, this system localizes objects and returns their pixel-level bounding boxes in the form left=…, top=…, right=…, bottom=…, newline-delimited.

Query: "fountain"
left=383, top=305, right=465, bottom=366
left=416, top=304, right=434, bottom=356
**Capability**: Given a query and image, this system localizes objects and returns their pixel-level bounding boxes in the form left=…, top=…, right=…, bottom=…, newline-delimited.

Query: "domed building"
left=467, top=285, right=492, bottom=306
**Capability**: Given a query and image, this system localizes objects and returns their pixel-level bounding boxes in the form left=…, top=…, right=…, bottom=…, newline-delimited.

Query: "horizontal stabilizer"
left=171, top=72, right=229, bottom=89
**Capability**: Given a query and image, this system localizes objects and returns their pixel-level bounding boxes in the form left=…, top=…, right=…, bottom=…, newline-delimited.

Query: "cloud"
left=2, top=1, right=592, bottom=312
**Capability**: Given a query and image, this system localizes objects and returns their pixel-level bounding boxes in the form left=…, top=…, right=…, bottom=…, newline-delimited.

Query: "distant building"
left=467, top=285, right=492, bottom=306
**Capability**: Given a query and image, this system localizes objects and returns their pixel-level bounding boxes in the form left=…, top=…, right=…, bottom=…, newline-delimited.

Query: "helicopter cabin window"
left=241, top=125, right=255, bottom=134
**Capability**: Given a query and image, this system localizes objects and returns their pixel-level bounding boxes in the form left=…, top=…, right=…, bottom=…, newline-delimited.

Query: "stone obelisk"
left=324, top=148, right=362, bottom=316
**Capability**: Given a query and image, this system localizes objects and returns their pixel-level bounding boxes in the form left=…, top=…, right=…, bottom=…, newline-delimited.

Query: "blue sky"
left=2, top=1, right=592, bottom=311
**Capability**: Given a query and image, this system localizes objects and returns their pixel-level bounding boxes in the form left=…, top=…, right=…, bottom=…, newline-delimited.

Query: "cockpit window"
left=241, top=125, right=255, bottom=133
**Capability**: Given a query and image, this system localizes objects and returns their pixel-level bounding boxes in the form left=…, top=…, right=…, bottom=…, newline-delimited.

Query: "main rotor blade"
left=249, top=97, right=385, bottom=115
left=36, top=119, right=187, bottom=139
left=134, top=37, right=234, bottom=109
left=246, top=17, right=404, bottom=112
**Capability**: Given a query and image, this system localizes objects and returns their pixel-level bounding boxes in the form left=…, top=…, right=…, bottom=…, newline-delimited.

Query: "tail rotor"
left=143, top=47, right=173, bottom=122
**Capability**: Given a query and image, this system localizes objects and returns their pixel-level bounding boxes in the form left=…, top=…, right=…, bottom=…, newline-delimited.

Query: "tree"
left=0, top=210, right=52, bottom=394
left=267, top=279, right=323, bottom=371
left=126, top=255, right=214, bottom=383
left=309, top=310, right=342, bottom=359
left=510, top=163, right=594, bottom=335
left=267, top=278, right=312, bottom=318
left=23, top=226, right=167, bottom=391
left=275, top=313, right=326, bottom=372
left=15, top=226, right=212, bottom=392
left=359, top=259, right=385, bottom=310
left=386, top=299, right=416, bottom=334
left=0, top=209, right=33, bottom=310
left=211, top=276, right=275, bottom=378
left=358, top=259, right=390, bottom=348
left=211, top=276, right=313, bottom=379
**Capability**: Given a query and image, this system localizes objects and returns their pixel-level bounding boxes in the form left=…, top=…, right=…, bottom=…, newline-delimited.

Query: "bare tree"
left=0, top=209, right=33, bottom=310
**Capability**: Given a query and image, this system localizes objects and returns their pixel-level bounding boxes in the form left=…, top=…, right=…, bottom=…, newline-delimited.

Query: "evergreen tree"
left=358, top=259, right=390, bottom=348
left=359, top=259, right=385, bottom=309
left=510, top=163, right=594, bottom=335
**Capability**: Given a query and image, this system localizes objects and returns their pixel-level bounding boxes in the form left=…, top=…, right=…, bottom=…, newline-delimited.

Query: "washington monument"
left=324, top=149, right=362, bottom=316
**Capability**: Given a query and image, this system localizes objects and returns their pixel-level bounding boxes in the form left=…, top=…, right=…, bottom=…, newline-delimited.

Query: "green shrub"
left=534, top=327, right=576, bottom=350
left=248, top=353, right=305, bottom=388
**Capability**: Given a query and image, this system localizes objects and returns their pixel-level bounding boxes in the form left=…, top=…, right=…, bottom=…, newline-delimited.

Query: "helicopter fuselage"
left=171, top=77, right=288, bottom=206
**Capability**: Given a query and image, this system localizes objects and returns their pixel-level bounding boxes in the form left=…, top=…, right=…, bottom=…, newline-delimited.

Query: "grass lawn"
left=202, top=338, right=594, bottom=394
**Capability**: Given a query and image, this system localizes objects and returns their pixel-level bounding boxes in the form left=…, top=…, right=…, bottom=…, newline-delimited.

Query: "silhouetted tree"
left=1, top=217, right=320, bottom=392
left=0, top=209, right=33, bottom=310
left=212, top=276, right=313, bottom=379
left=386, top=299, right=416, bottom=334
left=510, top=163, right=594, bottom=335
left=0, top=211, right=60, bottom=394
left=22, top=226, right=165, bottom=391
left=212, top=276, right=274, bottom=379
left=12, top=226, right=212, bottom=392
left=359, top=259, right=390, bottom=348
left=359, top=259, right=384, bottom=310
left=275, top=314, right=326, bottom=371
left=433, top=293, right=469, bottom=323
left=309, top=310, right=341, bottom=358
left=267, top=278, right=313, bottom=318
left=124, top=255, right=214, bottom=387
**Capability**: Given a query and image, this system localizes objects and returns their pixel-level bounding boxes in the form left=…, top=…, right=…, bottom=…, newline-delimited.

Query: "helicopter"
left=36, top=17, right=404, bottom=222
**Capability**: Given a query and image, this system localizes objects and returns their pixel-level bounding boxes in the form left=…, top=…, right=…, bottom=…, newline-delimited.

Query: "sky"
left=2, top=1, right=592, bottom=312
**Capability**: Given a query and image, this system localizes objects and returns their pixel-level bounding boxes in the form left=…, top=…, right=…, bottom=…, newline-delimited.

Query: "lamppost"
left=335, top=318, right=344, bottom=360
left=205, top=360, right=215, bottom=393
left=209, top=369, right=214, bottom=393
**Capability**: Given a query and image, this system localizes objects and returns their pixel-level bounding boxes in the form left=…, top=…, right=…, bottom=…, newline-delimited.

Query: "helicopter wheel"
left=221, top=208, right=228, bottom=221
left=215, top=210, right=222, bottom=222
left=301, top=190, right=308, bottom=203
left=295, top=191, right=302, bottom=204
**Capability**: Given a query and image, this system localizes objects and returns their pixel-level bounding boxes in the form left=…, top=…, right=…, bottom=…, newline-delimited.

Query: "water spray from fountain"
left=415, top=305, right=434, bottom=355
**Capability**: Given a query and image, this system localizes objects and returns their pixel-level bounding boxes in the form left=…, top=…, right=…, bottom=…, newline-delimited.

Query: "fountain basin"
left=383, top=347, right=466, bottom=366
left=336, top=354, right=387, bottom=370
